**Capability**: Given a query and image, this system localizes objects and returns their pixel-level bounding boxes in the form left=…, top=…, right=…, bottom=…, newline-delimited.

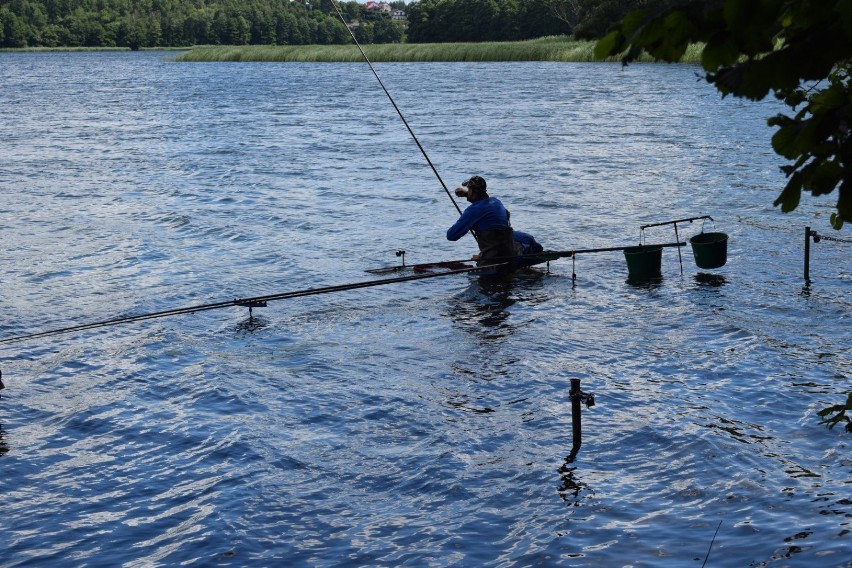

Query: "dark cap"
left=462, top=175, right=487, bottom=193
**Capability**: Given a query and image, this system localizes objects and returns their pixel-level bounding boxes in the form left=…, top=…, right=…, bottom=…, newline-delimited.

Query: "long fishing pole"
left=330, top=0, right=463, bottom=216
left=364, top=242, right=687, bottom=274
left=0, top=264, right=496, bottom=346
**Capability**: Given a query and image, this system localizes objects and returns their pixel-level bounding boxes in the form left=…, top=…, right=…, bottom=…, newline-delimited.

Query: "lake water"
left=0, top=51, right=849, bottom=567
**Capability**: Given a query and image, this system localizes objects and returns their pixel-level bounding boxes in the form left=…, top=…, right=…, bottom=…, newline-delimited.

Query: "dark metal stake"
left=570, top=379, right=583, bottom=458
left=572, top=254, right=577, bottom=288
left=673, top=222, right=684, bottom=275
left=804, top=226, right=812, bottom=286
left=568, top=379, right=594, bottom=461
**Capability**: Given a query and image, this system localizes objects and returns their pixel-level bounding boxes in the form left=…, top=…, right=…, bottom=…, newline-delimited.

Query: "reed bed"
left=174, top=37, right=704, bottom=64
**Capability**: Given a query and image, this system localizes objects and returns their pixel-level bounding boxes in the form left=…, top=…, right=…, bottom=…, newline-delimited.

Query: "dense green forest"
left=0, top=0, right=677, bottom=49
left=0, top=0, right=404, bottom=48
left=406, top=0, right=679, bottom=43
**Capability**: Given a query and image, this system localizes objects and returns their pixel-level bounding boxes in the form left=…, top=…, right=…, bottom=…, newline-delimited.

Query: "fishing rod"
left=365, top=242, right=687, bottom=274
left=329, top=0, right=464, bottom=216
left=0, top=264, right=498, bottom=346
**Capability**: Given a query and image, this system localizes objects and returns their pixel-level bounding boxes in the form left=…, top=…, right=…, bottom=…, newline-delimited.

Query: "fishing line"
left=701, top=520, right=723, bottom=568
left=329, top=0, right=463, bottom=216
left=1, top=15, right=499, bottom=354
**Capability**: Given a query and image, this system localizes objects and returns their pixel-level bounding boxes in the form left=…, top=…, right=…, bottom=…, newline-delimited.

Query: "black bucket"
left=623, top=246, right=662, bottom=279
left=690, top=232, right=728, bottom=269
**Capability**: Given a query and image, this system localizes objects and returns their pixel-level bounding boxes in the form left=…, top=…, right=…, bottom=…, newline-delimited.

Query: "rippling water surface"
left=0, top=51, right=849, bottom=567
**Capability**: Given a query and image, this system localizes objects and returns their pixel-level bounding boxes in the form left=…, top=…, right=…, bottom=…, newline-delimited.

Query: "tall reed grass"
left=174, top=37, right=704, bottom=64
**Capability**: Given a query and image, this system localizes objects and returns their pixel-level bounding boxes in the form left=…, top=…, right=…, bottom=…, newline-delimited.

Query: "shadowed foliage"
left=595, top=0, right=852, bottom=230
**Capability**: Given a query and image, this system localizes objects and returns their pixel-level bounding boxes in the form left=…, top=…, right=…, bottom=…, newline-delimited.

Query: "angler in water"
left=446, top=176, right=543, bottom=272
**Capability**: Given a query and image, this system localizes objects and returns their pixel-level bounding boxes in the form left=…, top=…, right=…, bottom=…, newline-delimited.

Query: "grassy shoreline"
left=173, top=37, right=704, bottom=63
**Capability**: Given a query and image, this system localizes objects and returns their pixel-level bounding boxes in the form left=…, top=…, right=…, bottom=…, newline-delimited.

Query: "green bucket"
left=690, top=232, right=728, bottom=269
left=623, top=246, right=662, bottom=279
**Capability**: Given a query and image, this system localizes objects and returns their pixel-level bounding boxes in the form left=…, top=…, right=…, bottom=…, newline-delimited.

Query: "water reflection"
left=694, top=272, right=728, bottom=287
left=625, top=275, right=665, bottom=289
left=445, top=278, right=517, bottom=333
left=0, top=425, right=9, bottom=457
left=234, top=314, right=270, bottom=335
left=444, top=270, right=554, bottom=341
left=558, top=456, right=592, bottom=506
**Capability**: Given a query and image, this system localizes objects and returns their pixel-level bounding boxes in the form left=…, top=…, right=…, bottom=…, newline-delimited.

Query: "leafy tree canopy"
left=0, top=0, right=406, bottom=48
left=403, top=0, right=576, bottom=43
left=595, top=0, right=852, bottom=229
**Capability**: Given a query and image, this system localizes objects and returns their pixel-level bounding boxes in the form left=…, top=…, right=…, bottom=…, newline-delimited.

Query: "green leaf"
left=770, top=119, right=801, bottom=159
left=713, top=59, right=776, bottom=100
left=784, top=89, right=808, bottom=108
left=701, top=34, right=741, bottom=71
left=804, top=159, right=843, bottom=196
left=594, top=30, right=623, bottom=60
left=620, top=8, right=652, bottom=37
left=836, top=0, right=852, bottom=40
left=723, top=0, right=752, bottom=32
left=810, top=84, right=848, bottom=114
left=767, top=113, right=790, bottom=128
left=817, top=406, right=837, bottom=417
left=774, top=171, right=802, bottom=212
left=657, top=11, right=698, bottom=61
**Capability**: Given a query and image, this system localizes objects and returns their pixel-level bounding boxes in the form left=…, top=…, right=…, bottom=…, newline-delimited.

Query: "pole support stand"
left=235, top=299, right=268, bottom=319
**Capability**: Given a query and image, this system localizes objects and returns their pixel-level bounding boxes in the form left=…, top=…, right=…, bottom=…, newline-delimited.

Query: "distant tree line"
left=0, top=0, right=406, bottom=48
left=0, top=0, right=678, bottom=48
left=405, top=0, right=681, bottom=43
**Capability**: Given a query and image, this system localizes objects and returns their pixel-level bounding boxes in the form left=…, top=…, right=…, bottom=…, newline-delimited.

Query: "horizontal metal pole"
left=552, top=242, right=686, bottom=256
left=640, top=216, right=713, bottom=230
left=0, top=263, right=500, bottom=346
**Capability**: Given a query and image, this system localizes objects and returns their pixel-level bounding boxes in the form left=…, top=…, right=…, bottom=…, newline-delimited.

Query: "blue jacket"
left=513, top=230, right=543, bottom=255
left=446, top=196, right=510, bottom=241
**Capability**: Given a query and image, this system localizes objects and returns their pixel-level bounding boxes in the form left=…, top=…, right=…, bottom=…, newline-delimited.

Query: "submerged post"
left=570, top=379, right=582, bottom=458
left=804, top=226, right=812, bottom=286
left=568, top=379, right=595, bottom=461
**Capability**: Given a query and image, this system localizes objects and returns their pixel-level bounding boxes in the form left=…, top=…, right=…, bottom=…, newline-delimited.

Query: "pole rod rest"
left=568, top=241, right=685, bottom=255
left=639, top=215, right=713, bottom=230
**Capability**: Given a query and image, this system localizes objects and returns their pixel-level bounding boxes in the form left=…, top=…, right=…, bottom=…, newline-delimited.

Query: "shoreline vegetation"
left=172, top=37, right=704, bottom=63
left=0, top=37, right=705, bottom=64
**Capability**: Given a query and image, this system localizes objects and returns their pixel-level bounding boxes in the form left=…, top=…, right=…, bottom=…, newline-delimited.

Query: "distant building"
left=365, top=1, right=392, bottom=14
